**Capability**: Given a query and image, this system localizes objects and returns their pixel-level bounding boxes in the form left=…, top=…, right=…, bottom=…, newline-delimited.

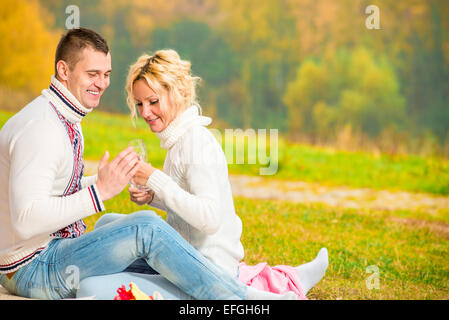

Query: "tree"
left=150, top=19, right=240, bottom=125
left=0, top=0, right=60, bottom=96
left=215, top=0, right=299, bottom=129
left=283, top=47, right=405, bottom=141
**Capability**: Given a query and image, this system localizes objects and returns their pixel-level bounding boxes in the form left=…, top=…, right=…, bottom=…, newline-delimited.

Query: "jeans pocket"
left=0, top=264, right=29, bottom=297
left=26, top=281, right=67, bottom=300
left=25, top=267, right=72, bottom=300
left=3, top=261, right=66, bottom=299
left=0, top=274, right=17, bottom=295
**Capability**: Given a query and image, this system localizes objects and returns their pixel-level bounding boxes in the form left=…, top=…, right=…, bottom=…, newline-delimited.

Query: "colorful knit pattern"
left=49, top=83, right=88, bottom=118
left=49, top=101, right=87, bottom=239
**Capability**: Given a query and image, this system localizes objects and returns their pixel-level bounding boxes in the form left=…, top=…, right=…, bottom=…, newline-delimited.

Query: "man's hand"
left=96, top=147, right=139, bottom=201
left=128, top=185, right=155, bottom=205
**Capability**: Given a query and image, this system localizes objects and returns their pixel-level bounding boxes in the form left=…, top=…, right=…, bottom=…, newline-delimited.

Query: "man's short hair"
left=55, top=27, right=109, bottom=75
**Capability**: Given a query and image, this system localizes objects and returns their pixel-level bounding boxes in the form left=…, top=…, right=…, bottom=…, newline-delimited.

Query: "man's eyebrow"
left=86, top=69, right=112, bottom=73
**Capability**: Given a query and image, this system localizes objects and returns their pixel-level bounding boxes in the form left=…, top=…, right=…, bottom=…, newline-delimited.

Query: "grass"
left=84, top=190, right=449, bottom=299
left=228, top=142, right=449, bottom=195
left=82, top=111, right=167, bottom=168
left=65, top=111, right=449, bottom=196
left=2, top=108, right=449, bottom=299
left=1, top=109, right=448, bottom=195
left=232, top=197, right=449, bottom=299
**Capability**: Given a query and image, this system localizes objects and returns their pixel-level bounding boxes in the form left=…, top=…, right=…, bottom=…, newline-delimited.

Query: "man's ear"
left=55, top=60, right=70, bottom=81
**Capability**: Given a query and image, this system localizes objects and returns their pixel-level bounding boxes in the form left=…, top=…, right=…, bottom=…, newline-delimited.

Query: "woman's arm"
left=128, top=185, right=168, bottom=212
left=148, top=192, right=168, bottom=211
left=146, top=164, right=221, bottom=234
left=132, top=128, right=225, bottom=234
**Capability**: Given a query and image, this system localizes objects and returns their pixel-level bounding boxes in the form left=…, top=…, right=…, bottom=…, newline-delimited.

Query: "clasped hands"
left=95, top=146, right=156, bottom=205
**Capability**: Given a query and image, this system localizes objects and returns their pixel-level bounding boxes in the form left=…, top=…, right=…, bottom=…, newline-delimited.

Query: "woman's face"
left=132, top=79, right=175, bottom=133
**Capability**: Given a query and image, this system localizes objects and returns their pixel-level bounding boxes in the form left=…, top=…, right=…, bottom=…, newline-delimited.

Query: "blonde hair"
left=125, top=49, right=201, bottom=124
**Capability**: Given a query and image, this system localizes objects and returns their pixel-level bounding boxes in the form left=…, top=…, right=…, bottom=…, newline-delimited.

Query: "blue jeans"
left=96, top=213, right=159, bottom=275
left=0, top=210, right=248, bottom=300
left=76, top=213, right=187, bottom=299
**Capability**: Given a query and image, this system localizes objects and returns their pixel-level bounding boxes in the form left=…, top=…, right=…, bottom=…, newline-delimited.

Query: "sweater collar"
left=41, top=75, right=93, bottom=124
left=157, top=105, right=212, bottom=150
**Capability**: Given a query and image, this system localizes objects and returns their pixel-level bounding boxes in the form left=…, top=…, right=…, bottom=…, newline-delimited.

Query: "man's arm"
left=81, top=174, right=98, bottom=189
left=9, top=119, right=105, bottom=240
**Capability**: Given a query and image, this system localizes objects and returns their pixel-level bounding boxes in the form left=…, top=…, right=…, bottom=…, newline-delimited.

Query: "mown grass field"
left=3, top=110, right=447, bottom=195
left=1, top=109, right=448, bottom=299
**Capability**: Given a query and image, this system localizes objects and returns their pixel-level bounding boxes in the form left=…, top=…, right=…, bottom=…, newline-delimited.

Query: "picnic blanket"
left=238, top=262, right=307, bottom=300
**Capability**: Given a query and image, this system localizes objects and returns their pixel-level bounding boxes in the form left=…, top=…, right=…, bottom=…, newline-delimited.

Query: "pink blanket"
left=238, top=262, right=307, bottom=300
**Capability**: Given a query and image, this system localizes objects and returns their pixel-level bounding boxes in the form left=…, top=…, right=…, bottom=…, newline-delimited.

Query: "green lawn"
left=228, top=142, right=449, bottom=196
left=2, top=109, right=448, bottom=195
left=233, top=197, right=449, bottom=300
left=85, top=190, right=449, bottom=300
left=2, top=108, right=449, bottom=299
left=83, top=111, right=449, bottom=196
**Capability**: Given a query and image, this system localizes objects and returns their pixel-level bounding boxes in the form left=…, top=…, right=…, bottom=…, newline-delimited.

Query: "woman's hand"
left=129, top=185, right=155, bottom=205
left=131, top=160, right=156, bottom=186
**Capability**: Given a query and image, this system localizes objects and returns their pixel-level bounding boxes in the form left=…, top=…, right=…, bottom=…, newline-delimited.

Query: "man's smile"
left=87, top=89, right=100, bottom=96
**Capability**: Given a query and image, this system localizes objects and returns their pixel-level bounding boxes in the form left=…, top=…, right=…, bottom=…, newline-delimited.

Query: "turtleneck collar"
left=41, top=75, right=93, bottom=124
left=157, top=105, right=212, bottom=150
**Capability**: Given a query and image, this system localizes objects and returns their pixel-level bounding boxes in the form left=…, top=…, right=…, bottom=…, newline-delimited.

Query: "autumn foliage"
left=1, top=0, right=448, bottom=155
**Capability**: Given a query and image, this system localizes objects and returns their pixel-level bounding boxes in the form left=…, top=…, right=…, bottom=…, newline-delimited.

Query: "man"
left=0, top=28, right=294, bottom=300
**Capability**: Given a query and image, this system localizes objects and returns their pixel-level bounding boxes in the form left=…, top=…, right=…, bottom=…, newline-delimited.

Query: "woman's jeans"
left=0, top=210, right=247, bottom=300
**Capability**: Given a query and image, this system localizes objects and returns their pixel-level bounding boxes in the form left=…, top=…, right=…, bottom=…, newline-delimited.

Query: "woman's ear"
left=179, top=88, right=186, bottom=97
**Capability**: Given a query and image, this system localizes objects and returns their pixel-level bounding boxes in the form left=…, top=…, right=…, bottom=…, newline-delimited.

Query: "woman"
left=125, top=49, right=329, bottom=299
left=78, top=50, right=327, bottom=300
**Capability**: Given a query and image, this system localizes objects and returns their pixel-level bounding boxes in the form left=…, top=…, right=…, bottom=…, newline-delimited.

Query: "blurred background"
left=1, top=1, right=449, bottom=299
left=1, top=0, right=448, bottom=157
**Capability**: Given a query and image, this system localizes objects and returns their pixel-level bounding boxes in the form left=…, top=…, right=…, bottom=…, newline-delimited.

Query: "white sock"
left=246, top=287, right=298, bottom=300
left=296, top=248, right=329, bottom=295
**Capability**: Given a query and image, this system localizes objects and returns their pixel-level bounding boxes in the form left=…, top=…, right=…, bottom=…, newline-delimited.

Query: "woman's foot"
left=295, top=248, right=329, bottom=295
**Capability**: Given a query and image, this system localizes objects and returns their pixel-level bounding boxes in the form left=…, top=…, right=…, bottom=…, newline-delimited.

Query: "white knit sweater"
left=0, top=76, right=105, bottom=274
left=146, top=106, right=244, bottom=277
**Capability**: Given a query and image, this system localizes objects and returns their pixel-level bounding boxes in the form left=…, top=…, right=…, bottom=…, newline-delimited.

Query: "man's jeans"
left=0, top=210, right=248, bottom=300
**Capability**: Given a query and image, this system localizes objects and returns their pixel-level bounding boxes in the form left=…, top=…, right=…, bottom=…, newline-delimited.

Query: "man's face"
left=61, top=46, right=112, bottom=109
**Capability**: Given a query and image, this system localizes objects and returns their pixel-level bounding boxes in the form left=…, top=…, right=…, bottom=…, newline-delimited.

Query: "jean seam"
left=50, top=225, right=138, bottom=264
left=152, top=225, right=245, bottom=299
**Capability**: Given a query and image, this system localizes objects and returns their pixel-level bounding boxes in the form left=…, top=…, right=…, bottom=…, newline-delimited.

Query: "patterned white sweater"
left=0, top=76, right=104, bottom=274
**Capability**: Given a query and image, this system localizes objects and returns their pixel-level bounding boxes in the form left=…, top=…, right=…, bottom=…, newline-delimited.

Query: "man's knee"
left=94, top=213, right=124, bottom=229
left=127, top=210, right=161, bottom=224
